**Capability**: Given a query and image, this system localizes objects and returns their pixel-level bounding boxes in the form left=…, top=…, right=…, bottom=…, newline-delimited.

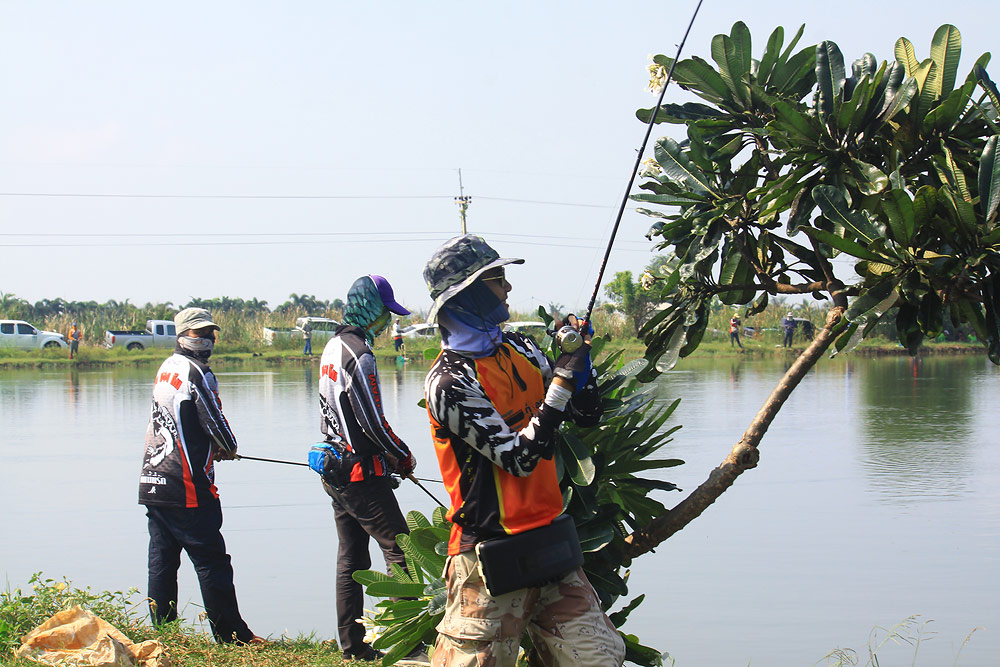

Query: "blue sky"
left=1, top=1, right=995, bottom=317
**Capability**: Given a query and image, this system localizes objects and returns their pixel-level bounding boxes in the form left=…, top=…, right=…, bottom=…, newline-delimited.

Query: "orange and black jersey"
left=425, top=331, right=600, bottom=554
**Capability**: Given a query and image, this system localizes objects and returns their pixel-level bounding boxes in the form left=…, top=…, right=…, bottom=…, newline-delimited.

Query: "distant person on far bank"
left=137, top=307, right=263, bottom=645
left=781, top=312, right=797, bottom=348
left=392, top=318, right=404, bottom=352
left=302, top=321, right=313, bottom=356
left=729, top=314, right=743, bottom=349
left=68, top=322, right=82, bottom=359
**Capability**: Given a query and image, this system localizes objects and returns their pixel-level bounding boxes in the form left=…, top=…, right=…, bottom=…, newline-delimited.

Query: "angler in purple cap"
left=306, top=275, right=423, bottom=662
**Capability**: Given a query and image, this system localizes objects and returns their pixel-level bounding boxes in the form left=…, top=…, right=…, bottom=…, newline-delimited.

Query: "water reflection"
left=67, top=368, right=81, bottom=407
left=858, top=356, right=976, bottom=502
left=1, top=355, right=997, bottom=666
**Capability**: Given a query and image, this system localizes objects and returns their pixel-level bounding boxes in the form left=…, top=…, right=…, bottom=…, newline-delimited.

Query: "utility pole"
left=454, top=168, right=471, bottom=234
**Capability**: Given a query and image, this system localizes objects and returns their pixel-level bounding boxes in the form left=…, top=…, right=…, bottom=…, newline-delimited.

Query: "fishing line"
left=234, top=454, right=448, bottom=506
left=582, top=0, right=705, bottom=324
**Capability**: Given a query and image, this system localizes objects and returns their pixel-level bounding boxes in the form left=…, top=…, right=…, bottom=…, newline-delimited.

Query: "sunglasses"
left=480, top=270, right=507, bottom=283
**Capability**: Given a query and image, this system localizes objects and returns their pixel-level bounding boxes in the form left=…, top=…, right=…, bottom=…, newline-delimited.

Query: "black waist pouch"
left=474, top=514, right=584, bottom=596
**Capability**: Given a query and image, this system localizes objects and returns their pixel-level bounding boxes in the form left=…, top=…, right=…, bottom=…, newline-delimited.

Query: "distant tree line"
left=0, top=292, right=345, bottom=320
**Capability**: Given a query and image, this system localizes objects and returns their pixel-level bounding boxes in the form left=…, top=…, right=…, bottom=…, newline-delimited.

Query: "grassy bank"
left=1, top=575, right=366, bottom=667
left=2, top=576, right=980, bottom=666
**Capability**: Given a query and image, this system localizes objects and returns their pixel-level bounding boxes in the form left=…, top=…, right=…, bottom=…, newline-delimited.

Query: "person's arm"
left=190, top=368, right=238, bottom=458
left=426, top=361, right=566, bottom=478
left=346, top=351, right=413, bottom=469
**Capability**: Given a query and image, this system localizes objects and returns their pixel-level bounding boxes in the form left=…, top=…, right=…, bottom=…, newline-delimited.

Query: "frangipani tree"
left=352, top=23, right=1000, bottom=665
left=625, top=22, right=1000, bottom=556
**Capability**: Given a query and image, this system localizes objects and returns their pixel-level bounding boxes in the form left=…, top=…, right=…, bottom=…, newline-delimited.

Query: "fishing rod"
left=581, top=0, right=705, bottom=327
left=235, top=454, right=309, bottom=467
left=234, top=453, right=447, bottom=506
left=406, top=474, right=447, bottom=508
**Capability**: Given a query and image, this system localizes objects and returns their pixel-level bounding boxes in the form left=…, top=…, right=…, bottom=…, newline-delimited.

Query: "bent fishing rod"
left=233, top=453, right=447, bottom=508
left=581, top=0, right=705, bottom=327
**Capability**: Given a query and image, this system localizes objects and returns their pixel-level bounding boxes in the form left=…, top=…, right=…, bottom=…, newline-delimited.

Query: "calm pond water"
left=1, top=353, right=997, bottom=665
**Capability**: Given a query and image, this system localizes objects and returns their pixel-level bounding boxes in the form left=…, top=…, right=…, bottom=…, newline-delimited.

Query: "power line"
left=477, top=196, right=624, bottom=209
left=0, top=191, right=640, bottom=211
left=0, top=235, right=654, bottom=252
left=0, top=230, right=651, bottom=245
left=0, top=230, right=453, bottom=238
left=0, top=192, right=450, bottom=200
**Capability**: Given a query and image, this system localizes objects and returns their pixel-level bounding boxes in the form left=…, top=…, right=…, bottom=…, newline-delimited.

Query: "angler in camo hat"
left=424, top=234, right=524, bottom=324
left=420, top=235, right=624, bottom=666
left=307, top=275, right=422, bottom=663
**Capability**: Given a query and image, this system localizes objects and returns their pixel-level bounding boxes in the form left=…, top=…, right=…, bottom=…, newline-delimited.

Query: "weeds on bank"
left=0, top=574, right=361, bottom=667
left=817, top=615, right=982, bottom=667
left=2, top=576, right=985, bottom=666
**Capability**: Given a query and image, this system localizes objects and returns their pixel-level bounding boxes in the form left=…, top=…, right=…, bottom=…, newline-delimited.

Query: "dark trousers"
left=730, top=331, right=742, bottom=348
left=326, top=476, right=408, bottom=654
left=783, top=329, right=794, bottom=347
left=145, top=503, right=253, bottom=643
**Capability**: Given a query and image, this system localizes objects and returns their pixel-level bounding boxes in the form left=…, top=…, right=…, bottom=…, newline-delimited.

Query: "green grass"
left=3, top=576, right=982, bottom=666
left=1, top=574, right=372, bottom=666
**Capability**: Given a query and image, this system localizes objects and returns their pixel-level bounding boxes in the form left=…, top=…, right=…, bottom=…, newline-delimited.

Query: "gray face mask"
left=177, top=335, right=214, bottom=359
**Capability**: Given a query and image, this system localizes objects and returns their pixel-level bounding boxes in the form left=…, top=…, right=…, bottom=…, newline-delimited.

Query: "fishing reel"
left=550, top=325, right=584, bottom=354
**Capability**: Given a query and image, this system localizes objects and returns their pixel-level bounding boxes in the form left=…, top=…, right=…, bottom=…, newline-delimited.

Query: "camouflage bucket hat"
left=423, top=234, right=523, bottom=323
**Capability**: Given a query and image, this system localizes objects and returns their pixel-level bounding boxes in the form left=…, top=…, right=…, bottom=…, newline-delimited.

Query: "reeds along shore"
left=0, top=299, right=986, bottom=368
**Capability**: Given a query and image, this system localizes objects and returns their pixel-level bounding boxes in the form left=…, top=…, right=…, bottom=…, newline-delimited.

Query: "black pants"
left=326, top=476, right=408, bottom=654
left=145, top=503, right=253, bottom=643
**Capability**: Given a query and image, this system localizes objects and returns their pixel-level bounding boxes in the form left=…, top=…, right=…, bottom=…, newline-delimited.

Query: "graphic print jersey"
left=318, top=325, right=411, bottom=481
left=138, top=352, right=237, bottom=508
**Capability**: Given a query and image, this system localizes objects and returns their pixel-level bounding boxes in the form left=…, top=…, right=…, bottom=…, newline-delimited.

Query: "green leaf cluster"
left=351, top=506, right=451, bottom=665
left=637, top=22, right=1000, bottom=369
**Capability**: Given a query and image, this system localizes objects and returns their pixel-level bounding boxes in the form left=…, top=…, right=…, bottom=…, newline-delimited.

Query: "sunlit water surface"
left=2, top=354, right=997, bottom=665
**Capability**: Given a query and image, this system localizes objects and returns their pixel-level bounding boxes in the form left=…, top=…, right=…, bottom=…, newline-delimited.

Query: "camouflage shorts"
left=431, top=551, right=624, bottom=667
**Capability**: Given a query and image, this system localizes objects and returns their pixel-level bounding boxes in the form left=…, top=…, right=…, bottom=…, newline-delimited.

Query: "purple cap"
left=369, top=274, right=410, bottom=316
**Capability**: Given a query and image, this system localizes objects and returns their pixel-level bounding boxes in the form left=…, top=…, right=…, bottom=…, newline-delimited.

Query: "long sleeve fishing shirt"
left=318, top=325, right=412, bottom=482
left=138, top=347, right=238, bottom=508
left=425, top=330, right=601, bottom=555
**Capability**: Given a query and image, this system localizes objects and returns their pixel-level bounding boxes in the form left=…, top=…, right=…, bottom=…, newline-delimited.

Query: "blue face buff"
left=438, top=279, right=509, bottom=358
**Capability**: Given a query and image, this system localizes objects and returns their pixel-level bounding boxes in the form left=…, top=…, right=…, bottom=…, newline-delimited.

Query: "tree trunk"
left=623, top=303, right=846, bottom=560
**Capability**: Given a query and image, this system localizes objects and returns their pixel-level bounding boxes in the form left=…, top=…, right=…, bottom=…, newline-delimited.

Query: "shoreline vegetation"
left=1, top=575, right=979, bottom=667
left=0, top=337, right=986, bottom=370
left=1, top=297, right=987, bottom=370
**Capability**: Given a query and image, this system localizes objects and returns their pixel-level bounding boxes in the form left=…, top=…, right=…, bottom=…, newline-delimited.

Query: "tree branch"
left=623, top=293, right=848, bottom=561
left=712, top=280, right=827, bottom=295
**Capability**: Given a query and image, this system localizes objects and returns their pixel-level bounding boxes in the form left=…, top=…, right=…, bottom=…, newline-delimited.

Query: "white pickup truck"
left=0, top=320, right=68, bottom=349
left=262, top=316, right=339, bottom=345
left=105, top=319, right=176, bottom=351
